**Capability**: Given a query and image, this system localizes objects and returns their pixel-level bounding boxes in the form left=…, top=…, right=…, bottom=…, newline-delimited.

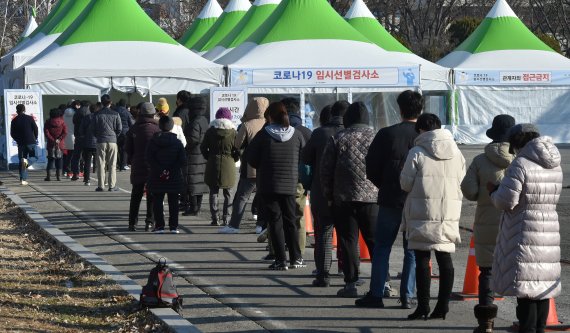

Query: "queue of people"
left=9, top=89, right=562, bottom=333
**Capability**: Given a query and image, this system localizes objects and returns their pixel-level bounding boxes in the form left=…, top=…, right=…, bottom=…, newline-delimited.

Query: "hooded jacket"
left=247, top=125, right=305, bottom=195
left=185, top=97, right=209, bottom=194
left=125, top=116, right=160, bottom=185
left=461, top=142, right=514, bottom=267
left=235, top=97, right=269, bottom=179
left=44, top=116, right=67, bottom=152
left=201, top=119, right=238, bottom=189
left=146, top=131, right=187, bottom=194
left=490, top=136, right=562, bottom=300
left=62, top=108, right=75, bottom=150
left=400, top=129, right=466, bottom=253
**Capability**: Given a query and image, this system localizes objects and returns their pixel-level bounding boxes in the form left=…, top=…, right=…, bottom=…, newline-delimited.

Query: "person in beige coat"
left=489, top=124, right=562, bottom=333
left=400, top=113, right=465, bottom=320
left=461, top=115, right=515, bottom=333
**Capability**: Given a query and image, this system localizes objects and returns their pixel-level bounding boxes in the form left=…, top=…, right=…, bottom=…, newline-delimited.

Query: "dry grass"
left=0, top=194, right=170, bottom=333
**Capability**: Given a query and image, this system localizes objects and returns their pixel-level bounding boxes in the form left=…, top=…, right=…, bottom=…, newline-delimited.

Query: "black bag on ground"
left=140, top=258, right=183, bottom=313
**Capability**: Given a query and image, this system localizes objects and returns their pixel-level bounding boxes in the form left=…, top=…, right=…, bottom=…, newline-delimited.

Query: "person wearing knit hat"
left=156, top=98, right=170, bottom=116
left=461, top=114, right=516, bottom=331
left=200, top=107, right=238, bottom=226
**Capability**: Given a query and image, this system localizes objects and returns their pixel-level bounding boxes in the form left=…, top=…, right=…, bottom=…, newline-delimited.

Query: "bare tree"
left=528, top=0, right=570, bottom=55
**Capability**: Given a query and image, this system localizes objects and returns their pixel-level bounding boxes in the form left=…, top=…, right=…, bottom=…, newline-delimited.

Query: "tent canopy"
left=191, top=0, right=251, bottom=53
left=21, top=14, right=39, bottom=39
left=179, top=0, right=223, bottom=50
left=203, top=0, right=281, bottom=61
left=21, top=0, right=223, bottom=96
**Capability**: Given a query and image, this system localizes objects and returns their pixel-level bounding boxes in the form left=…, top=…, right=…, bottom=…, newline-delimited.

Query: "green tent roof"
left=27, top=0, right=73, bottom=39
left=56, top=0, right=178, bottom=46
left=179, top=0, right=223, bottom=49
left=192, top=0, right=252, bottom=52
left=41, top=0, right=91, bottom=35
left=246, top=0, right=370, bottom=45
left=345, top=0, right=411, bottom=53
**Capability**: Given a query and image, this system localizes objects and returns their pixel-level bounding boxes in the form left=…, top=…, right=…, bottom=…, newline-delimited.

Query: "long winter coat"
left=44, top=117, right=67, bottom=152
left=79, top=114, right=97, bottom=150
left=490, top=136, right=562, bottom=300
left=235, top=97, right=268, bottom=179
left=185, top=99, right=209, bottom=195
left=201, top=119, right=238, bottom=189
left=461, top=142, right=514, bottom=267
left=62, top=108, right=75, bottom=150
left=146, top=132, right=187, bottom=194
left=400, top=129, right=466, bottom=253
left=125, top=117, right=160, bottom=185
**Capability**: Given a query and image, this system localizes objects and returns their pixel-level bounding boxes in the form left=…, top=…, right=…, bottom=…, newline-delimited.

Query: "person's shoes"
left=67, top=172, right=73, bottom=179
left=355, top=292, right=385, bottom=308
left=337, top=283, right=358, bottom=298
left=210, top=218, right=221, bottom=226
left=255, top=226, right=263, bottom=234
left=152, top=228, right=164, bottom=234
left=383, top=282, right=398, bottom=297
left=145, top=219, right=154, bottom=232
left=95, top=187, right=104, bottom=192
left=84, top=181, right=90, bottom=186
left=128, top=225, right=136, bottom=231
left=124, top=166, right=130, bottom=170
left=108, top=187, right=119, bottom=192
left=170, top=229, right=179, bottom=234
left=408, top=305, right=430, bottom=320
left=290, top=259, right=306, bottom=269
left=262, top=253, right=275, bottom=261
left=44, top=177, right=51, bottom=181
left=218, top=226, right=239, bottom=234
left=20, top=180, right=29, bottom=186
left=429, top=303, right=449, bottom=320
left=71, top=174, right=79, bottom=181
left=257, top=228, right=268, bottom=243
left=312, top=278, right=330, bottom=287
left=355, top=278, right=366, bottom=287
left=399, top=298, right=416, bottom=309
left=268, top=261, right=288, bottom=271
left=252, top=214, right=258, bottom=221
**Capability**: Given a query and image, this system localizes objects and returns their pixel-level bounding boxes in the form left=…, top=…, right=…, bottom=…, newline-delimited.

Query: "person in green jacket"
left=201, top=108, right=239, bottom=226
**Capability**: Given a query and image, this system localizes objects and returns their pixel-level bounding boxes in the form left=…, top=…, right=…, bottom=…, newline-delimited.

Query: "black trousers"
left=312, top=206, right=334, bottom=280
left=209, top=186, right=231, bottom=220
left=479, top=266, right=494, bottom=305
left=517, top=298, right=549, bottom=333
left=415, top=250, right=454, bottom=311
left=333, top=201, right=377, bottom=284
left=263, top=193, right=300, bottom=264
left=129, top=183, right=154, bottom=226
left=82, top=148, right=97, bottom=182
left=153, top=192, right=179, bottom=230
left=46, top=157, right=63, bottom=171
left=117, top=135, right=128, bottom=169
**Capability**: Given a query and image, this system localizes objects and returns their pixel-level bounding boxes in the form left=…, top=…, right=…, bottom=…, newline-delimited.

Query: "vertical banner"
left=4, top=89, right=46, bottom=168
left=210, top=87, right=248, bottom=128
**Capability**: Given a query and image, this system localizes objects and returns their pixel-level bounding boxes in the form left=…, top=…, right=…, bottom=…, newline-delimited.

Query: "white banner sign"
left=455, top=70, right=570, bottom=85
left=210, top=88, right=248, bottom=128
left=4, top=89, right=46, bottom=166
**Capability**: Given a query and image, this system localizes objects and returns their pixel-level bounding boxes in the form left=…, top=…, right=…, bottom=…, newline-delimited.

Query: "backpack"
left=139, top=258, right=183, bottom=313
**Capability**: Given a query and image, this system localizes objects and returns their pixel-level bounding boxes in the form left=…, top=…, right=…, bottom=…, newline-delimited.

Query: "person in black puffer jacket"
left=115, top=99, right=134, bottom=171
left=320, top=102, right=378, bottom=298
left=147, top=116, right=187, bottom=233
left=247, top=102, right=306, bottom=271
left=79, top=103, right=101, bottom=185
left=70, top=100, right=91, bottom=179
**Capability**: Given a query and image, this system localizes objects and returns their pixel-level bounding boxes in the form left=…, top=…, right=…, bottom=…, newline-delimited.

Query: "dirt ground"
left=0, top=194, right=170, bottom=333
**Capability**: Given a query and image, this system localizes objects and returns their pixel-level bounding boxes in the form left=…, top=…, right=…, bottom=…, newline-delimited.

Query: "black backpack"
left=140, top=258, right=183, bottom=313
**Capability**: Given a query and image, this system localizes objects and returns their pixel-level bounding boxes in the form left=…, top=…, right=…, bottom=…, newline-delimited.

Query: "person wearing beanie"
left=320, top=102, right=378, bottom=297
left=146, top=115, right=186, bottom=234
left=201, top=108, right=238, bottom=226
left=490, top=124, right=562, bottom=333
left=156, top=98, right=170, bottom=117
left=125, top=102, right=160, bottom=231
left=183, top=96, right=209, bottom=216
left=219, top=97, right=270, bottom=234
left=461, top=115, right=515, bottom=332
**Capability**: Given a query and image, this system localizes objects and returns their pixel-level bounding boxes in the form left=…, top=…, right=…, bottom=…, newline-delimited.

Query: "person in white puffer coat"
left=400, top=113, right=466, bottom=321
left=489, top=123, right=562, bottom=333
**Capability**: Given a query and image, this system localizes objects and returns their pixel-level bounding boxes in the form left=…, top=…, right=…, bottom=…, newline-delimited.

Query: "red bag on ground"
left=140, top=258, right=183, bottom=313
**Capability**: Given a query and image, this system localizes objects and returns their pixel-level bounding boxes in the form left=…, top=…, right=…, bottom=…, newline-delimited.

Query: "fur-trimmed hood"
left=210, top=118, right=236, bottom=130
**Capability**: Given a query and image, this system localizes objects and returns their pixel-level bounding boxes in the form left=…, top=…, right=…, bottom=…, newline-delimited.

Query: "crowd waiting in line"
left=9, top=89, right=562, bottom=333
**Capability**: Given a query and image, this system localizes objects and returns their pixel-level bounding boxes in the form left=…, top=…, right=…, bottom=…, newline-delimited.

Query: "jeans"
left=70, top=142, right=82, bottom=174
left=333, top=201, right=377, bottom=284
left=517, top=298, right=549, bottom=333
left=129, top=183, right=154, bottom=226
left=369, top=206, right=416, bottom=299
left=228, top=177, right=256, bottom=229
left=479, top=267, right=494, bottom=305
left=264, top=193, right=300, bottom=264
left=96, top=142, right=117, bottom=189
left=82, top=148, right=96, bottom=182
left=17, top=144, right=37, bottom=180
left=209, top=186, right=231, bottom=220
left=153, top=192, right=179, bottom=230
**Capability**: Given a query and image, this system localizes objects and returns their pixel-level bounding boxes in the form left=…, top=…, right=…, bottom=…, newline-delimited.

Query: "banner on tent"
left=210, top=87, right=248, bottom=128
left=230, top=67, right=420, bottom=87
left=3, top=89, right=47, bottom=166
left=455, top=70, right=570, bottom=85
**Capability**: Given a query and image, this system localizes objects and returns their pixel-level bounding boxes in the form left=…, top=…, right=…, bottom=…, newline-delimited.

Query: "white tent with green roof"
left=21, top=11, right=39, bottom=39
left=203, top=0, right=281, bottom=61
left=17, top=0, right=223, bottom=96
left=191, top=0, right=251, bottom=54
left=438, top=0, right=570, bottom=143
left=179, top=0, right=223, bottom=50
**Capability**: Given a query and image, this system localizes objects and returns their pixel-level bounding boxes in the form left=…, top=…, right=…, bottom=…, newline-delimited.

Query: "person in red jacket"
left=44, top=108, right=68, bottom=181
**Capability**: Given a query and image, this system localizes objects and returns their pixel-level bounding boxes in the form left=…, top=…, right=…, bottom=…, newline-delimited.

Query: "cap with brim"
left=486, top=114, right=516, bottom=142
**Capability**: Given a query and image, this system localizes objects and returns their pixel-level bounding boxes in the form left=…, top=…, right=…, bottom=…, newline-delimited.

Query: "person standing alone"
left=10, top=104, right=39, bottom=185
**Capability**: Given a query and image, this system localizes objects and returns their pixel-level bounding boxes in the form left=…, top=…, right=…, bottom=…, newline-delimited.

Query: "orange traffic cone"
left=452, top=235, right=480, bottom=300
left=304, top=196, right=314, bottom=237
left=359, top=232, right=370, bottom=261
left=512, top=298, right=570, bottom=331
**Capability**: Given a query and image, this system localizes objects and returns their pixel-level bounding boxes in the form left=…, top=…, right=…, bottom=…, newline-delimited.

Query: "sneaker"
left=337, top=283, right=358, bottom=298
left=290, top=259, right=306, bottom=269
left=262, top=253, right=275, bottom=261
left=268, top=261, right=288, bottom=271
left=257, top=228, right=268, bottom=243
left=20, top=180, right=29, bottom=186
left=355, top=278, right=366, bottom=287
left=22, top=158, right=28, bottom=169
left=383, top=282, right=398, bottom=297
left=170, top=229, right=180, bottom=234
left=84, top=181, right=90, bottom=186
left=255, top=226, right=263, bottom=234
left=398, top=298, right=416, bottom=309
left=124, top=166, right=130, bottom=170
left=218, top=226, right=239, bottom=234
left=108, top=187, right=119, bottom=192
left=152, top=228, right=164, bottom=234
left=67, top=172, right=73, bottom=179
left=95, top=187, right=104, bottom=192
left=252, top=214, right=258, bottom=221
left=355, top=292, right=385, bottom=308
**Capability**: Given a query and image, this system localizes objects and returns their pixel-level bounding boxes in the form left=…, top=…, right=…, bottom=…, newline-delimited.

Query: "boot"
left=211, top=216, right=220, bottom=226
left=55, top=169, right=61, bottom=181
left=44, top=170, right=51, bottom=181
left=473, top=304, right=498, bottom=333
left=409, top=261, right=431, bottom=320
left=431, top=266, right=454, bottom=320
